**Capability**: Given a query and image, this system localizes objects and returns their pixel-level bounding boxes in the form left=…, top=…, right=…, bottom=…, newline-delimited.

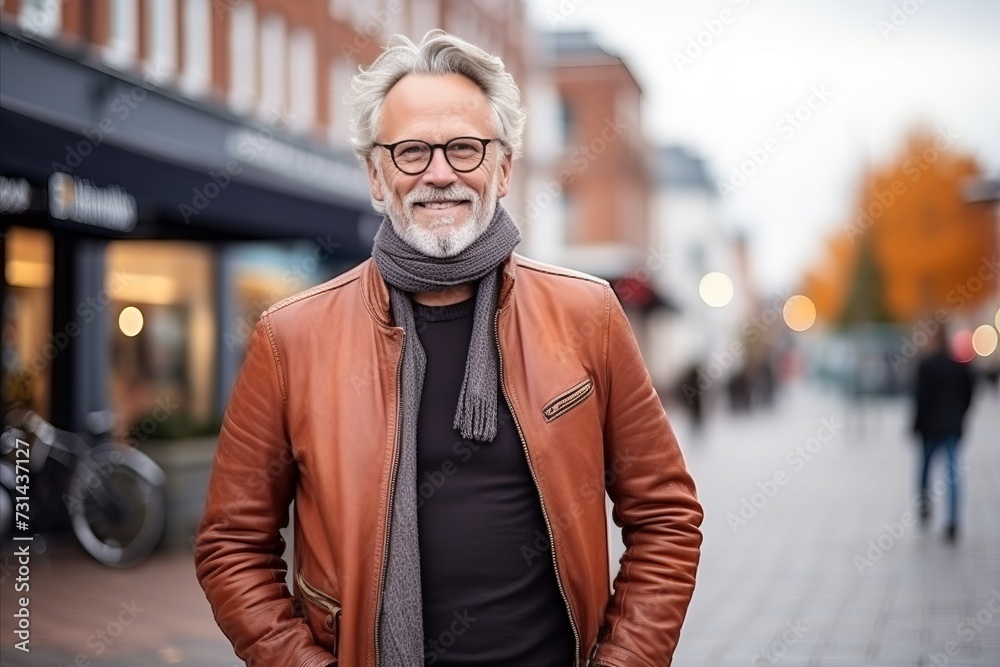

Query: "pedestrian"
left=680, top=362, right=706, bottom=432
left=195, top=30, right=702, bottom=666
left=912, top=328, right=975, bottom=542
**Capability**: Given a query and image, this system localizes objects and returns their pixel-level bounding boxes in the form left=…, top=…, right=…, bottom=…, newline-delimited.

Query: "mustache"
left=404, top=185, right=479, bottom=206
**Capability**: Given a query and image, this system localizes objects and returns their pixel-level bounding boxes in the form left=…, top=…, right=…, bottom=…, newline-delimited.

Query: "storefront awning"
left=0, top=107, right=373, bottom=253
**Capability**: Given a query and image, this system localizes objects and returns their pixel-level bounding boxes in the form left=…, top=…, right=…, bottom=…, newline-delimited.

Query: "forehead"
left=378, top=73, right=494, bottom=142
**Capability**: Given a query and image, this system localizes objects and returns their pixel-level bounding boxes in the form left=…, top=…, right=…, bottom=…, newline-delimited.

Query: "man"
left=912, top=329, right=975, bottom=542
left=196, top=31, right=702, bottom=667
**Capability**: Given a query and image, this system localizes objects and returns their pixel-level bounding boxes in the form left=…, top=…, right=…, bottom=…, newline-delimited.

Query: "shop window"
left=2, top=227, right=54, bottom=419
left=223, top=241, right=349, bottom=360
left=105, top=242, right=215, bottom=441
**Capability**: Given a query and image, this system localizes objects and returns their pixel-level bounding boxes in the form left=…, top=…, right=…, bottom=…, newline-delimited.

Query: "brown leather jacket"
left=195, top=254, right=703, bottom=667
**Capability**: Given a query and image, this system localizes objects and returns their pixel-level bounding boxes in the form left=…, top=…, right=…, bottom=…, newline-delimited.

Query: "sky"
left=524, top=0, right=1000, bottom=292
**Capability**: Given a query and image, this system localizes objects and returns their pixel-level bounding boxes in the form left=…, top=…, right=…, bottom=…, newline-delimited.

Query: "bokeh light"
left=783, top=295, right=817, bottom=332
left=995, top=306, right=1000, bottom=332
left=972, top=324, right=998, bottom=357
left=950, top=330, right=976, bottom=363
left=698, top=272, right=734, bottom=308
left=119, top=306, right=144, bottom=337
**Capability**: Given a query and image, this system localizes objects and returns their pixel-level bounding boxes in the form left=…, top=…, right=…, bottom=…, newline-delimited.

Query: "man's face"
left=367, top=73, right=513, bottom=258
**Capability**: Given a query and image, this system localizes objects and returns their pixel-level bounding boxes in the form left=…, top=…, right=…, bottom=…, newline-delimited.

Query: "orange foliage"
left=803, top=232, right=857, bottom=323
left=805, top=128, right=996, bottom=324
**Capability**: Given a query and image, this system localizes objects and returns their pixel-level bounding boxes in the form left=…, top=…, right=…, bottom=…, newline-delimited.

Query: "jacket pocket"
left=542, top=377, right=594, bottom=422
left=296, top=569, right=341, bottom=655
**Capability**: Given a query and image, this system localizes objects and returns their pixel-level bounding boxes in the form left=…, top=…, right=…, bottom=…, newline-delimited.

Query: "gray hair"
left=346, top=30, right=525, bottom=165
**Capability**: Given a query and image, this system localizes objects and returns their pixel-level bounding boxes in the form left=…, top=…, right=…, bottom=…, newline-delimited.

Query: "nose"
left=420, top=146, right=459, bottom=187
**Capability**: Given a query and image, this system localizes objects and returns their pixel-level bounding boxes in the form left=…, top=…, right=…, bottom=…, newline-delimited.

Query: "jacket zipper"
left=296, top=570, right=341, bottom=631
left=542, top=378, right=594, bottom=422
left=374, top=330, right=406, bottom=667
left=495, top=310, right=582, bottom=666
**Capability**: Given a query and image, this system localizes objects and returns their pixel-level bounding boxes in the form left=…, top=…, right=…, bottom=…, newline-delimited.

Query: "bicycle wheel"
left=66, top=447, right=166, bottom=568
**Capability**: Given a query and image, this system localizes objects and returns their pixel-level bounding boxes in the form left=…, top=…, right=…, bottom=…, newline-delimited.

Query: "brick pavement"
left=0, top=537, right=239, bottom=666
left=1, top=383, right=997, bottom=666
left=665, top=384, right=1000, bottom=666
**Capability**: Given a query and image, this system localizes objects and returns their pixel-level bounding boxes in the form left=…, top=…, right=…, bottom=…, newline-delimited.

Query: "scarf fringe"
left=455, top=390, right=498, bottom=442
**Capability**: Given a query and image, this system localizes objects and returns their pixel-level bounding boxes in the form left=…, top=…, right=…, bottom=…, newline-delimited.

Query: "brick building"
left=0, top=0, right=530, bottom=433
left=523, top=31, right=652, bottom=280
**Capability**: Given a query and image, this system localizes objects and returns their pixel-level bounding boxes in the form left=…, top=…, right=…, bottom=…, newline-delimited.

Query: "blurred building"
left=520, top=31, right=671, bottom=356
left=646, top=145, right=753, bottom=395
left=0, top=0, right=530, bottom=437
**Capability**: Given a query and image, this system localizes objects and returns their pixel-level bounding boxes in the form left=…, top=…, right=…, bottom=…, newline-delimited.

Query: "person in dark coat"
left=912, top=330, right=975, bottom=541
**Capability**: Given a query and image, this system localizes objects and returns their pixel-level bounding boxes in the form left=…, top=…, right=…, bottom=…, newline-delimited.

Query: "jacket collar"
left=362, top=254, right=518, bottom=327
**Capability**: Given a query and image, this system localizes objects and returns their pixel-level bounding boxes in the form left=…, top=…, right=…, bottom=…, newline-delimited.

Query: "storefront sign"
left=48, top=172, right=137, bottom=232
left=224, top=127, right=368, bottom=196
left=0, top=175, right=32, bottom=214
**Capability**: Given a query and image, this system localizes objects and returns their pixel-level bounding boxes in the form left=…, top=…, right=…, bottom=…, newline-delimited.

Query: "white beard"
left=380, top=168, right=500, bottom=258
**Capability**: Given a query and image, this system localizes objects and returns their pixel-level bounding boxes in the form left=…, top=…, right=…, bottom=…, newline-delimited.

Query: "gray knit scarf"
left=371, top=203, right=521, bottom=666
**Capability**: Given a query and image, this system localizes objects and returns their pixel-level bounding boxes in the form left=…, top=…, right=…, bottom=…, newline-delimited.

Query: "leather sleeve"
left=194, top=316, right=336, bottom=667
left=591, top=288, right=704, bottom=667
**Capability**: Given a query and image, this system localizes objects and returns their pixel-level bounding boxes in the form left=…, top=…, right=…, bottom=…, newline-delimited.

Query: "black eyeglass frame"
left=373, top=136, right=496, bottom=175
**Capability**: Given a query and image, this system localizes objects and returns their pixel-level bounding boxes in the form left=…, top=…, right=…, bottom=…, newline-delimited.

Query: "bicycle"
left=1, top=407, right=167, bottom=568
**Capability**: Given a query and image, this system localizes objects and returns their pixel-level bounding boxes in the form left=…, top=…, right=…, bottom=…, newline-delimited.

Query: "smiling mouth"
left=417, top=200, right=467, bottom=210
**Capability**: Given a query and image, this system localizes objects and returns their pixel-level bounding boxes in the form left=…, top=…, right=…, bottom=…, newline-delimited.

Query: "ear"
left=495, top=152, right=513, bottom=198
left=367, top=158, right=385, bottom=204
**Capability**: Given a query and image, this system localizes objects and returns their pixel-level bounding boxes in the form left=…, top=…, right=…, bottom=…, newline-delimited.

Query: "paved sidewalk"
left=0, top=539, right=239, bottom=666
left=1, top=383, right=997, bottom=666
left=666, top=385, right=1000, bottom=666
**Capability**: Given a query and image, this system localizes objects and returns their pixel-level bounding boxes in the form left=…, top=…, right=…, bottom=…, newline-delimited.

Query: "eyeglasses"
left=374, top=136, right=495, bottom=175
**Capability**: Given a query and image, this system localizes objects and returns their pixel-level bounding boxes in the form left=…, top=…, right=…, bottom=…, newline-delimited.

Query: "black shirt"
left=413, top=296, right=575, bottom=667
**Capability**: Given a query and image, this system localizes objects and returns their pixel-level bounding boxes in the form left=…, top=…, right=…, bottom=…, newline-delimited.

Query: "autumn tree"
left=805, top=128, right=996, bottom=324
